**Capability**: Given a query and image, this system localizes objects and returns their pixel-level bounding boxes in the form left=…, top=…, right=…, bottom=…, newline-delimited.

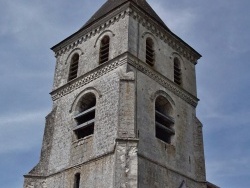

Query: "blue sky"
left=0, top=0, right=249, bottom=187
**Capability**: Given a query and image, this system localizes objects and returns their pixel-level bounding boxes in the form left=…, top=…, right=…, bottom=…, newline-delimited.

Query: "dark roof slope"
left=81, top=0, right=170, bottom=31
left=52, top=0, right=201, bottom=60
left=207, top=182, right=220, bottom=188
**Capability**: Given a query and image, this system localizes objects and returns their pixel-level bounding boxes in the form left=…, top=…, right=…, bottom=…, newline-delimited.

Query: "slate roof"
left=207, top=182, right=220, bottom=188
left=51, top=0, right=201, bottom=60
left=81, top=0, right=170, bottom=31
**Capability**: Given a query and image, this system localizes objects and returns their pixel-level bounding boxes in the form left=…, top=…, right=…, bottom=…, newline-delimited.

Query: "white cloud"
left=207, top=157, right=250, bottom=179
left=1, top=2, right=43, bottom=36
left=0, top=1, right=69, bottom=48
left=150, top=1, right=197, bottom=35
left=0, top=0, right=249, bottom=187
left=0, top=110, right=48, bottom=154
left=0, top=110, right=47, bottom=124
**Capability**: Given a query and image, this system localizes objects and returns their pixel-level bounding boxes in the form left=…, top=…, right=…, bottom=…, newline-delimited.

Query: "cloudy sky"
left=0, top=0, right=249, bottom=187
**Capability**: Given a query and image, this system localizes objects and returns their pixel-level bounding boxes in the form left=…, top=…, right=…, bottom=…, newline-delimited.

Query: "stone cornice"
left=50, top=52, right=198, bottom=107
left=51, top=3, right=201, bottom=64
left=128, top=5, right=201, bottom=64
left=51, top=6, right=130, bottom=57
left=127, top=54, right=199, bottom=107
left=24, top=137, right=137, bottom=179
left=50, top=53, right=128, bottom=101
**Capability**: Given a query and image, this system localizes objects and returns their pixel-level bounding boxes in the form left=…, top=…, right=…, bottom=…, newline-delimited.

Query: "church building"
left=24, top=0, right=218, bottom=187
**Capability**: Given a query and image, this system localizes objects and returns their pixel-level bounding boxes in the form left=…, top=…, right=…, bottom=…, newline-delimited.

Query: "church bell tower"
left=24, top=0, right=207, bottom=187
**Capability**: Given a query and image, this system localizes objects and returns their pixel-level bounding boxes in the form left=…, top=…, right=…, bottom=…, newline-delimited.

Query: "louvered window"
left=99, top=36, right=110, bottom=64
left=174, top=57, right=182, bottom=85
left=146, top=38, right=155, bottom=66
left=74, top=93, right=96, bottom=139
left=155, top=96, right=175, bottom=144
left=68, top=54, right=79, bottom=81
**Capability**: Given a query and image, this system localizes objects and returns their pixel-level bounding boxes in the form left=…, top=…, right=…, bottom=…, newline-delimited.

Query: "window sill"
left=156, top=137, right=175, bottom=148
left=72, top=134, right=93, bottom=145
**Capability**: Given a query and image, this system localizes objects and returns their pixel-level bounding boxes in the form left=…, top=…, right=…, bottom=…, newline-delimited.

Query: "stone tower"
left=24, top=0, right=207, bottom=187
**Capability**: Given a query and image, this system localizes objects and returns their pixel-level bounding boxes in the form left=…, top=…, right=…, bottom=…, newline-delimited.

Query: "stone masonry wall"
left=48, top=69, right=120, bottom=173
left=52, top=11, right=129, bottom=90
left=24, top=3, right=206, bottom=187
left=138, top=157, right=207, bottom=188
left=128, top=10, right=197, bottom=96
left=136, top=70, right=206, bottom=187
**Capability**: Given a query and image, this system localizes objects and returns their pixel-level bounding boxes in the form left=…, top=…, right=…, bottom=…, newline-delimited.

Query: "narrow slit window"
left=99, top=36, right=110, bottom=64
left=74, top=173, right=80, bottom=188
left=68, top=54, right=79, bottom=81
left=74, top=93, right=96, bottom=139
left=174, top=57, right=182, bottom=85
left=155, top=96, right=175, bottom=144
left=146, top=38, right=155, bottom=66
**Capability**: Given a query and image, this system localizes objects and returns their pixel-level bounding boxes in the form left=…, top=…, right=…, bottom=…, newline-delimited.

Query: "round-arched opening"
left=76, top=93, right=96, bottom=113
left=68, top=53, right=79, bottom=81
left=101, top=36, right=110, bottom=45
left=146, top=37, right=155, bottom=66
left=155, top=95, right=173, bottom=116
left=155, top=95, right=175, bottom=144
left=74, top=92, right=96, bottom=140
left=174, top=57, right=181, bottom=68
left=174, top=57, right=182, bottom=85
left=99, top=35, right=110, bottom=64
left=146, top=37, right=154, bottom=49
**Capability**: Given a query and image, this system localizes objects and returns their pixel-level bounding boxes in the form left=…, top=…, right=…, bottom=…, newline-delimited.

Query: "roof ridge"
left=81, top=0, right=170, bottom=31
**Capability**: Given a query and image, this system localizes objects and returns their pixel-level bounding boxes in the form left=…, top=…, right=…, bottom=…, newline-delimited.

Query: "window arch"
left=68, top=54, right=79, bottom=81
left=174, top=57, right=182, bottom=85
left=146, top=37, right=155, bottom=66
left=99, top=36, right=110, bottom=64
left=74, top=173, right=81, bottom=188
left=73, top=93, right=96, bottom=139
left=155, top=96, right=175, bottom=144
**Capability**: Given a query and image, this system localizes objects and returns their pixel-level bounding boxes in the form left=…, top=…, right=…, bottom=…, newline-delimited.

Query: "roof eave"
left=51, top=1, right=131, bottom=52
left=51, top=0, right=202, bottom=63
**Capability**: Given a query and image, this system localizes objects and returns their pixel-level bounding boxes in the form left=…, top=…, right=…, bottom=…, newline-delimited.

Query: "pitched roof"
left=207, top=182, right=220, bottom=188
left=51, top=0, right=201, bottom=60
left=81, top=0, right=170, bottom=31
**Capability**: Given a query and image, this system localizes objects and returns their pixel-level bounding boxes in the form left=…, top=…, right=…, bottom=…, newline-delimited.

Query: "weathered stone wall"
left=24, top=2, right=206, bottom=187
left=118, top=64, right=136, bottom=139
left=24, top=11, right=131, bottom=185
left=138, top=157, right=207, bottom=188
left=27, top=107, right=57, bottom=176
left=24, top=66, right=123, bottom=188
left=136, top=70, right=206, bottom=187
left=39, top=12, right=130, bottom=176
left=48, top=69, right=120, bottom=173
left=52, top=13, right=129, bottom=90
left=45, top=155, right=115, bottom=188
left=126, top=7, right=206, bottom=186
left=128, top=9, right=197, bottom=96
left=193, top=118, right=206, bottom=181
left=114, top=139, right=138, bottom=188
left=24, top=154, right=115, bottom=188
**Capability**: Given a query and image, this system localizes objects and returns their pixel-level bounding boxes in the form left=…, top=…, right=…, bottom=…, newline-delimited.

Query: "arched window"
left=73, top=93, right=96, bottom=139
left=99, top=36, right=110, bottom=64
left=74, top=173, right=81, bottom=188
left=174, top=57, right=182, bottom=85
left=146, top=37, right=155, bottom=66
left=155, top=96, right=175, bottom=144
left=68, top=54, right=79, bottom=81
